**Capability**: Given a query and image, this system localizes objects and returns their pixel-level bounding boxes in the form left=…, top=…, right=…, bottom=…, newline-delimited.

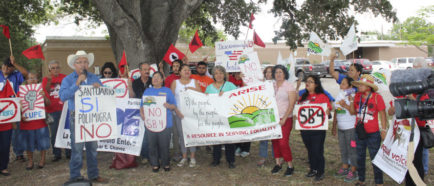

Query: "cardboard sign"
left=179, top=82, right=281, bottom=147
left=0, top=98, right=21, bottom=124
left=238, top=52, right=264, bottom=85
left=340, top=24, right=358, bottom=56
left=55, top=99, right=145, bottom=156
left=373, top=118, right=420, bottom=184
left=19, top=84, right=45, bottom=121
left=129, top=64, right=157, bottom=80
left=101, top=78, right=129, bottom=99
left=307, top=32, right=331, bottom=56
left=142, top=96, right=166, bottom=132
left=74, top=86, right=117, bottom=142
left=215, top=40, right=254, bottom=72
left=294, top=103, right=329, bottom=130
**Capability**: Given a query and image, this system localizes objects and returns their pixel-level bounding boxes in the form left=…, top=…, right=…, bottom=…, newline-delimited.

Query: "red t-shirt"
left=20, top=119, right=47, bottom=130
left=165, top=74, right=180, bottom=88
left=298, top=93, right=332, bottom=111
left=353, top=92, right=385, bottom=133
left=42, top=74, right=66, bottom=113
left=191, top=74, right=214, bottom=92
left=229, top=75, right=244, bottom=88
left=0, top=123, right=12, bottom=131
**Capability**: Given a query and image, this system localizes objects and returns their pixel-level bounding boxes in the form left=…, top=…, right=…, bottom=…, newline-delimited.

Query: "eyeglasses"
left=50, top=66, right=60, bottom=70
left=103, top=71, right=113, bottom=75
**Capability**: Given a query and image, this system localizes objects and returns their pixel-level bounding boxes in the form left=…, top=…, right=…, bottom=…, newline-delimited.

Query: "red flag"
left=0, top=25, right=10, bottom=39
left=163, top=44, right=185, bottom=66
left=248, top=13, right=255, bottom=29
left=118, top=50, right=128, bottom=74
left=189, top=30, right=203, bottom=53
left=253, top=31, right=265, bottom=48
left=0, top=80, right=15, bottom=98
left=22, top=45, right=45, bottom=60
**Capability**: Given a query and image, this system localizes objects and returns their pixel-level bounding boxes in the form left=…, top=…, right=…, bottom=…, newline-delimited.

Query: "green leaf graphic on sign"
left=308, top=41, right=323, bottom=53
left=228, top=108, right=275, bottom=128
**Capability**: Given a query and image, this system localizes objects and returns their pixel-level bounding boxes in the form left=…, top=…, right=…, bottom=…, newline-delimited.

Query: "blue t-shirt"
left=298, top=89, right=335, bottom=102
left=205, top=82, right=237, bottom=94
left=0, top=70, right=24, bottom=95
left=59, top=71, right=102, bottom=111
left=141, top=87, right=176, bottom=128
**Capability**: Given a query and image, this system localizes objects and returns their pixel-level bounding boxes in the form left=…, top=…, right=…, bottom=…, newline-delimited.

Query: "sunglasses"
left=104, top=71, right=113, bottom=75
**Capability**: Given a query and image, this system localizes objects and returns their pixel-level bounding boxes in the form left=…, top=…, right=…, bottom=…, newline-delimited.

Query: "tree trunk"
left=93, top=0, right=203, bottom=69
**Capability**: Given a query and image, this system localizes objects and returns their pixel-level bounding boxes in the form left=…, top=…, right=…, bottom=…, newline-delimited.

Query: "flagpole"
left=8, top=39, right=13, bottom=56
left=244, top=28, right=250, bottom=42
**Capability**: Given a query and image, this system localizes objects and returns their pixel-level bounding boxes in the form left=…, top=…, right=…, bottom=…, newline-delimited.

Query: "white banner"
left=19, top=83, right=46, bottom=121
left=101, top=78, right=129, bottom=99
left=179, top=82, right=282, bottom=147
left=215, top=40, right=254, bottom=72
left=55, top=99, right=145, bottom=156
left=340, top=24, right=358, bottom=56
left=0, top=98, right=21, bottom=124
left=373, top=118, right=420, bottom=184
left=239, top=52, right=264, bottom=85
left=307, top=32, right=331, bottom=56
left=142, top=96, right=167, bottom=132
left=294, top=103, right=329, bottom=130
left=74, top=86, right=117, bottom=142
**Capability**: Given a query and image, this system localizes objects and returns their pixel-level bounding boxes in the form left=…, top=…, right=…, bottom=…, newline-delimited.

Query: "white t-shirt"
left=334, top=89, right=356, bottom=130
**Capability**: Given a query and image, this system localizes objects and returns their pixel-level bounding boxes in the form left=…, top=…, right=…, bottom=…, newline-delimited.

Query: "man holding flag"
left=1, top=56, right=28, bottom=162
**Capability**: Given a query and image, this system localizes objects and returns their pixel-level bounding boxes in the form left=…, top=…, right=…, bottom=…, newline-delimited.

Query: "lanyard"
left=358, top=92, right=372, bottom=115
left=218, top=81, right=226, bottom=93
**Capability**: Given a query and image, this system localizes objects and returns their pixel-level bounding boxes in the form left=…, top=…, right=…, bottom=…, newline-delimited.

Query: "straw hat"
left=351, top=74, right=378, bottom=92
left=66, top=50, right=94, bottom=69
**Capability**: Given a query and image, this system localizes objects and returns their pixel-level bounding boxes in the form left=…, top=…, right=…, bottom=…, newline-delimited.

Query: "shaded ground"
left=2, top=128, right=433, bottom=186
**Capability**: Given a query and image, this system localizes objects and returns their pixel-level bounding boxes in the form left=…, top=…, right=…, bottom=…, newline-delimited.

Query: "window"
left=409, top=58, right=415, bottom=63
left=398, top=58, right=406, bottom=64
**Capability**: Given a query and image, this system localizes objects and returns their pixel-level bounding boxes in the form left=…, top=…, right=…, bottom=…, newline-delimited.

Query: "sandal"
left=0, top=170, right=10, bottom=176
left=26, top=164, right=34, bottom=170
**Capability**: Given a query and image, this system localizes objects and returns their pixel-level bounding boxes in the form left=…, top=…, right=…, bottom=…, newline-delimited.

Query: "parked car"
left=323, top=60, right=348, bottom=75
left=346, top=58, right=373, bottom=74
left=391, top=57, right=416, bottom=69
left=295, top=58, right=328, bottom=80
left=425, top=57, right=434, bottom=67
left=371, top=60, right=395, bottom=71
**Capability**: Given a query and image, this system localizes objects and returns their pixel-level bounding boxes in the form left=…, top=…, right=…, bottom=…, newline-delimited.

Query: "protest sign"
left=129, top=68, right=141, bottom=80
left=340, top=24, right=358, bottom=56
left=294, top=103, right=329, bottom=130
left=0, top=98, right=21, bottom=124
left=55, top=99, right=145, bottom=156
left=238, top=52, right=264, bottom=85
left=142, top=96, right=166, bottom=132
left=19, top=83, right=45, bottom=121
left=101, top=78, right=129, bottom=99
left=179, top=82, right=281, bottom=147
left=373, top=118, right=420, bottom=184
left=74, top=86, right=117, bottom=143
left=307, top=32, right=331, bottom=56
left=215, top=40, right=254, bottom=72
left=287, top=53, right=297, bottom=83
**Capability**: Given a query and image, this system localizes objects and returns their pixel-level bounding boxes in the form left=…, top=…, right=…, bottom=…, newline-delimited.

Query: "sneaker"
left=305, top=170, right=317, bottom=177
left=344, top=171, right=358, bottom=182
left=334, top=168, right=349, bottom=178
left=177, top=158, right=187, bottom=167
left=91, top=176, right=109, bottom=184
left=228, top=162, right=236, bottom=169
left=271, top=165, right=282, bottom=174
left=189, top=158, right=197, bottom=168
left=284, top=167, right=294, bottom=177
left=240, top=151, right=250, bottom=158
left=235, top=148, right=241, bottom=156
left=314, top=173, right=324, bottom=181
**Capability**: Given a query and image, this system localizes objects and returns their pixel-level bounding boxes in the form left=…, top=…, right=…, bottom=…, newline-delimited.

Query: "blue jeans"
left=140, top=132, right=148, bottom=159
left=259, top=140, right=274, bottom=158
left=69, top=112, right=99, bottom=180
left=356, top=131, right=383, bottom=184
left=422, top=148, right=429, bottom=174
left=12, top=123, right=24, bottom=156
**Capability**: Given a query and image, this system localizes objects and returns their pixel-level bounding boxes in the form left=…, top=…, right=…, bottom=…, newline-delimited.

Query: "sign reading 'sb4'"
left=294, top=103, right=328, bottom=130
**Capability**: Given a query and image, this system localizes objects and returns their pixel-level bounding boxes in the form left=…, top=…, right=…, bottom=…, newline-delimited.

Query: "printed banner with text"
left=179, top=82, right=282, bottom=147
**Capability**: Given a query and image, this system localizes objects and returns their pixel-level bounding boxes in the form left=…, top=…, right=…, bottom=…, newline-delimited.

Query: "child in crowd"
left=19, top=72, right=50, bottom=170
left=332, top=77, right=358, bottom=182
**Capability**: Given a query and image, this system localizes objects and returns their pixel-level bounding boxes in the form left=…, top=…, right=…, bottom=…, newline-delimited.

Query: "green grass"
left=228, top=109, right=276, bottom=128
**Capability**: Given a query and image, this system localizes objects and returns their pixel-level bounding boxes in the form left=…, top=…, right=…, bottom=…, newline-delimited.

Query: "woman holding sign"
left=171, top=64, right=201, bottom=168
left=141, top=71, right=181, bottom=172
left=297, top=75, right=332, bottom=181
left=269, top=65, right=296, bottom=176
left=206, top=65, right=238, bottom=169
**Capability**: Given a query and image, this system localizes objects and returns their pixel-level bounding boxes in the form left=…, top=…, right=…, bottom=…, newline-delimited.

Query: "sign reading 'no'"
left=294, top=103, right=328, bottom=130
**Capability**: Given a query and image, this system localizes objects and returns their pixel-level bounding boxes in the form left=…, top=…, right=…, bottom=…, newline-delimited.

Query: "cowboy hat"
left=66, top=50, right=94, bottom=69
left=351, top=74, right=378, bottom=92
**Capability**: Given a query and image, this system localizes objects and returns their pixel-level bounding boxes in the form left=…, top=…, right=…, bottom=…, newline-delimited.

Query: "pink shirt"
left=274, top=80, right=295, bottom=118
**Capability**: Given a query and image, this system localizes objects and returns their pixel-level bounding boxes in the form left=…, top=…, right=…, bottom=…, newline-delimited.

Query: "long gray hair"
left=211, top=65, right=228, bottom=81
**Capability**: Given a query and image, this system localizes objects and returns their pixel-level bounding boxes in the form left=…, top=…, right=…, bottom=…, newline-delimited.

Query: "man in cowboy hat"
left=59, top=50, right=108, bottom=184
